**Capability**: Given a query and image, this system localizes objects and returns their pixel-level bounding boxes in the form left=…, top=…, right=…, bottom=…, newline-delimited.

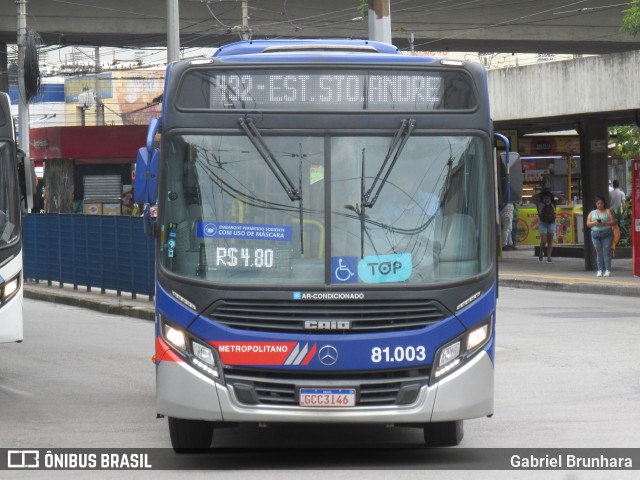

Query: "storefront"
left=516, top=135, right=583, bottom=246
left=30, top=125, right=146, bottom=215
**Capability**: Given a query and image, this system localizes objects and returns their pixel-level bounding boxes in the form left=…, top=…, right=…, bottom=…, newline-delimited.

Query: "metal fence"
left=23, top=214, right=155, bottom=300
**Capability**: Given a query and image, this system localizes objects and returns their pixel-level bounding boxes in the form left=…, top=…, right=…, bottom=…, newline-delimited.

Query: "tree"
left=621, top=0, right=640, bottom=36
left=610, top=125, right=640, bottom=160
left=358, top=0, right=368, bottom=19
left=609, top=125, right=636, bottom=247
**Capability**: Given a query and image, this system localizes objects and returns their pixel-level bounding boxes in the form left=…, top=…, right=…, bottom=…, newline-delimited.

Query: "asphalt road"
left=1, top=289, right=639, bottom=478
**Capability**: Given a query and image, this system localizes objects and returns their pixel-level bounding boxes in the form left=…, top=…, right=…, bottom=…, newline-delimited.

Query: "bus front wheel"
left=423, top=420, right=464, bottom=447
left=168, top=417, right=215, bottom=452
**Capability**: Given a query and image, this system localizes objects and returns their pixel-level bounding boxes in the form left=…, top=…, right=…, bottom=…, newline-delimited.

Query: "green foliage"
left=609, top=125, right=640, bottom=160
left=608, top=125, right=635, bottom=247
left=358, top=0, right=369, bottom=19
left=613, top=200, right=632, bottom=247
left=622, top=0, right=640, bottom=36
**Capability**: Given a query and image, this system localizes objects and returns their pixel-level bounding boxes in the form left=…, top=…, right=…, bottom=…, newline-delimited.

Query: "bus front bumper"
left=156, top=350, right=494, bottom=424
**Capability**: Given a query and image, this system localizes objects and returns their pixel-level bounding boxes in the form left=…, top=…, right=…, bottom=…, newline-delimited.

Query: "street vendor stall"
left=516, top=205, right=583, bottom=246
left=516, top=135, right=583, bottom=246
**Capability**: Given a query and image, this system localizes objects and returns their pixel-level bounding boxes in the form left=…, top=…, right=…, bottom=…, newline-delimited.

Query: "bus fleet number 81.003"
left=371, top=346, right=427, bottom=364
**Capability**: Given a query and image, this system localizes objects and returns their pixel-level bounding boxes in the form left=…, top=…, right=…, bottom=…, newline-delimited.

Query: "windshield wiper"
left=362, top=118, right=415, bottom=208
left=352, top=148, right=384, bottom=259
left=354, top=119, right=415, bottom=258
left=238, top=117, right=302, bottom=201
left=239, top=117, right=306, bottom=254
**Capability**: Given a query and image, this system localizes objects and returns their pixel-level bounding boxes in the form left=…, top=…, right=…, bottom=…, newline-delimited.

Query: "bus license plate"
left=299, top=388, right=356, bottom=407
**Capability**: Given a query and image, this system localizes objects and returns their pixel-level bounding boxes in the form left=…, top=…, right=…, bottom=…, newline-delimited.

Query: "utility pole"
left=230, top=0, right=251, bottom=40
left=167, top=0, right=180, bottom=63
left=95, top=47, right=103, bottom=126
left=17, top=0, right=34, bottom=211
left=368, top=0, right=392, bottom=43
left=241, top=0, right=250, bottom=40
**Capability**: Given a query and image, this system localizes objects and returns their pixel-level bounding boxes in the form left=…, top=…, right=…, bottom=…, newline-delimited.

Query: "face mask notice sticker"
left=197, top=222, right=292, bottom=242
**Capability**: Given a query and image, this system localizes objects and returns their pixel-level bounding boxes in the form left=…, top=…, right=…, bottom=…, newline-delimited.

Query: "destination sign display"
left=177, top=69, right=476, bottom=111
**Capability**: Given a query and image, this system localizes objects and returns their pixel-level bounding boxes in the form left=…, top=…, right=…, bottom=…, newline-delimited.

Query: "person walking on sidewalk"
left=587, top=195, right=615, bottom=277
left=534, top=191, right=556, bottom=262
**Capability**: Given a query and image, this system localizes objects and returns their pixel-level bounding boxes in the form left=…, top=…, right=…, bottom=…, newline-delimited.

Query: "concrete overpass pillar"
left=368, top=0, right=391, bottom=43
left=580, top=118, right=609, bottom=271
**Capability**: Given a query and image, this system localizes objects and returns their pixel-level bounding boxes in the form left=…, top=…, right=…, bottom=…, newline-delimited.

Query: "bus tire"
left=423, top=420, right=464, bottom=447
left=168, top=417, right=215, bottom=452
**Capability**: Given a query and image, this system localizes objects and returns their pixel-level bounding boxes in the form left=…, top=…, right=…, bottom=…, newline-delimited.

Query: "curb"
left=24, top=288, right=155, bottom=321
left=498, top=278, right=638, bottom=297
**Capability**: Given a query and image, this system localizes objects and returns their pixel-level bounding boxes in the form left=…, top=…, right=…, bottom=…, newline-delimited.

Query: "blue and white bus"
left=138, top=39, right=509, bottom=450
left=0, top=93, right=24, bottom=343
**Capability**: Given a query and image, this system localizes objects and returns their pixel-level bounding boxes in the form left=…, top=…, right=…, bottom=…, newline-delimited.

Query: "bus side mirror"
left=134, top=147, right=159, bottom=205
left=495, top=132, right=522, bottom=208
left=135, top=118, right=161, bottom=237
left=135, top=147, right=159, bottom=238
left=499, top=152, right=522, bottom=204
left=146, top=118, right=160, bottom=152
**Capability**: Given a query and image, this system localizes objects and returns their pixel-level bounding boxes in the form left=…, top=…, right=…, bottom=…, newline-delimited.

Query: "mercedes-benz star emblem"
left=318, top=345, right=338, bottom=366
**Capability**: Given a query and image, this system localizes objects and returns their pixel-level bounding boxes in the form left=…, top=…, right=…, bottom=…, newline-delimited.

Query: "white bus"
left=0, top=92, right=25, bottom=343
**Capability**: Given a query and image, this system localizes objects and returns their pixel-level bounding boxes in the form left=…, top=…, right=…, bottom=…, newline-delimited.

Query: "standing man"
left=608, top=179, right=626, bottom=214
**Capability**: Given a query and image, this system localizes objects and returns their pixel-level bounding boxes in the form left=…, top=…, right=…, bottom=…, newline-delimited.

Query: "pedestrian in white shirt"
left=608, top=180, right=626, bottom=214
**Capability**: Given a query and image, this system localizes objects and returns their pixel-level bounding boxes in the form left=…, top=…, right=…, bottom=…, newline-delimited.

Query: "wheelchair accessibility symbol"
left=331, top=256, right=358, bottom=284
left=335, top=259, right=354, bottom=281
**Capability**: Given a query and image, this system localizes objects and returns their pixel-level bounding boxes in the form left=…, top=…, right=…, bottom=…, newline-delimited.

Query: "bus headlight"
left=432, top=318, right=492, bottom=383
left=160, top=317, right=221, bottom=380
left=467, top=324, right=489, bottom=350
left=1, top=274, right=20, bottom=303
left=439, top=341, right=461, bottom=367
left=192, top=341, right=219, bottom=378
left=164, top=324, right=187, bottom=351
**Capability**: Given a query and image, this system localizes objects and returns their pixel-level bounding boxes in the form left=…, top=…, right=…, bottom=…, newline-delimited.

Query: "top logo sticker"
left=358, top=253, right=412, bottom=284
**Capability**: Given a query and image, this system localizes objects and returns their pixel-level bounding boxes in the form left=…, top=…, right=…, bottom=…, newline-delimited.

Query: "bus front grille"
left=208, top=299, right=447, bottom=333
left=224, top=366, right=431, bottom=407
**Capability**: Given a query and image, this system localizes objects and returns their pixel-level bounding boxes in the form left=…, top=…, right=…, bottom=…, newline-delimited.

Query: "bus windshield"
left=159, top=131, right=491, bottom=286
left=0, top=141, right=20, bottom=248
